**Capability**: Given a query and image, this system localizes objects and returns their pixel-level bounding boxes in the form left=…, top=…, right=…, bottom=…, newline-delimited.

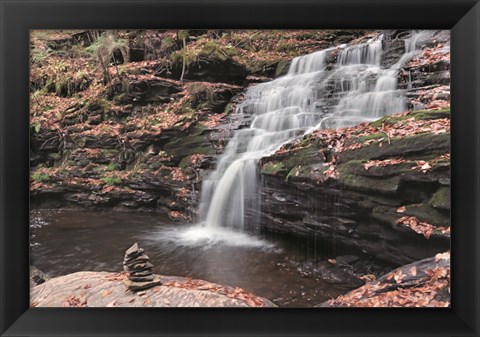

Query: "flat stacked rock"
left=123, top=243, right=161, bottom=291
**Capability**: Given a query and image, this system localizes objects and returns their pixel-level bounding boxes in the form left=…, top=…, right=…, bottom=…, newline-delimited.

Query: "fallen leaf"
left=102, top=290, right=112, bottom=297
left=435, top=252, right=450, bottom=261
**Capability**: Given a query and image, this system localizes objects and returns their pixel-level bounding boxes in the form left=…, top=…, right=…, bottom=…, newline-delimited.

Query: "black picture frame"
left=1, top=0, right=479, bottom=336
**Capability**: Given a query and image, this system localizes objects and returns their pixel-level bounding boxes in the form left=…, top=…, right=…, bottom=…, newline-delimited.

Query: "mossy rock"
left=338, top=160, right=414, bottom=178
left=403, top=203, right=450, bottom=227
left=356, top=132, right=387, bottom=143
left=338, top=168, right=401, bottom=194
left=429, top=186, right=450, bottom=211
left=198, top=40, right=238, bottom=62
left=338, top=132, right=450, bottom=164
left=163, top=134, right=213, bottom=162
left=275, top=60, right=290, bottom=77
left=412, top=107, right=450, bottom=121
left=280, top=142, right=323, bottom=170
left=357, top=195, right=402, bottom=210
left=286, top=165, right=312, bottom=181
left=371, top=206, right=400, bottom=225
left=370, top=107, right=450, bottom=128
left=261, top=162, right=287, bottom=176
left=432, top=159, right=450, bottom=171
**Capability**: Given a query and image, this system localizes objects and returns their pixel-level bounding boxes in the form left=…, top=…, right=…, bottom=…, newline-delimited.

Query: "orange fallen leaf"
left=435, top=252, right=450, bottom=261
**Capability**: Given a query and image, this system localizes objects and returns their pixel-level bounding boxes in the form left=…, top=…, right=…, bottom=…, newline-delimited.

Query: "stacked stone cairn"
left=123, top=243, right=161, bottom=291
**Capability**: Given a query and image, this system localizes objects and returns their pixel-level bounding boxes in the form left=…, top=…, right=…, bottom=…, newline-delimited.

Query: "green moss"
left=370, top=107, right=451, bottom=128
left=31, top=172, right=50, bottom=182
left=432, top=159, right=450, bottom=170
left=371, top=115, right=406, bottom=128
left=199, top=40, right=237, bottom=61
left=275, top=60, right=290, bottom=77
left=149, top=119, right=161, bottom=126
left=371, top=206, right=399, bottom=225
left=404, top=203, right=450, bottom=227
left=178, top=156, right=192, bottom=169
left=339, top=132, right=450, bottom=164
left=338, top=170, right=400, bottom=194
left=106, top=162, right=119, bottom=171
left=357, top=132, right=385, bottom=142
left=101, top=176, right=122, bottom=185
left=286, top=165, right=312, bottom=181
left=41, top=104, right=54, bottom=112
left=281, top=142, right=322, bottom=169
left=412, top=107, right=450, bottom=121
left=261, top=162, right=287, bottom=176
left=164, top=133, right=213, bottom=160
left=429, top=187, right=450, bottom=211
left=47, top=153, right=62, bottom=160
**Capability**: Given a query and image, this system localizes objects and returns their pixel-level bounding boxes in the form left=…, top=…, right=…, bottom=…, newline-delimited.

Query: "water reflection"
left=30, top=209, right=359, bottom=307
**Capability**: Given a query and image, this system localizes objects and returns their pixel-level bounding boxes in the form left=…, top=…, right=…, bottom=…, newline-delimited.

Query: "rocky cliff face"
left=258, top=108, right=450, bottom=265
left=255, top=30, right=450, bottom=265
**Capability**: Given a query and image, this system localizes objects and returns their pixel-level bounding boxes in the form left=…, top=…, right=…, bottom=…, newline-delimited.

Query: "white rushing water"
left=186, top=30, right=438, bottom=242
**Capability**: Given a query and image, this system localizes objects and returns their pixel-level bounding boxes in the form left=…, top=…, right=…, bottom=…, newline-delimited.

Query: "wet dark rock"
left=335, top=255, right=361, bottom=265
left=317, top=253, right=450, bottom=307
left=380, top=31, right=407, bottom=68
left=170, top=57, right=247, bottom=85
left=259, top=164, right=450, bottom=266
left=30, top=266, right=51, bottom=287
left=316, top=261, right=364, bottom=287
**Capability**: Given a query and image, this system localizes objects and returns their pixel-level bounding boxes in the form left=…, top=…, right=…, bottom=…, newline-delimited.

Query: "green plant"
left=101, top=176, right=122, bottom=185
left=149, top=118, right=161, bottom=126
left=31, top=47, right=50, bottom=64
left=86, top=32, right=129, bottom=84
left=31, top=172, right=50, bottom=182
left=161, top=36, right=175, bottom=51
left=32, top=122, right=41, bottom=133
left=106, top=162, right=119, bottom=171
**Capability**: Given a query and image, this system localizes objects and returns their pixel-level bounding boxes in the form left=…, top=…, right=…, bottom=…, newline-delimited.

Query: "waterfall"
left=196, top=31, right=434, bottom=233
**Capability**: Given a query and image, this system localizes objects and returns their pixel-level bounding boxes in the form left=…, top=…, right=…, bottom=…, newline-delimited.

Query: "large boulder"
left=31, top=271, right=276, bottom=307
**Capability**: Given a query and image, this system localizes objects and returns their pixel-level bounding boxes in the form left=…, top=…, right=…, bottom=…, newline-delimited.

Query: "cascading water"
left=195, top=30, right=437, bottom=237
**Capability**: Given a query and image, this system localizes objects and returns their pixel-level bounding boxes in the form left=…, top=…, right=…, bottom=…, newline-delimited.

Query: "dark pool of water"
left=30, top=209, right=358, bottom=307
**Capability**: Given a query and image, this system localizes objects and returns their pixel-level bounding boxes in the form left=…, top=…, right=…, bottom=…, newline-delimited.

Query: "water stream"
left=196, top=30, right=433, bottom=236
